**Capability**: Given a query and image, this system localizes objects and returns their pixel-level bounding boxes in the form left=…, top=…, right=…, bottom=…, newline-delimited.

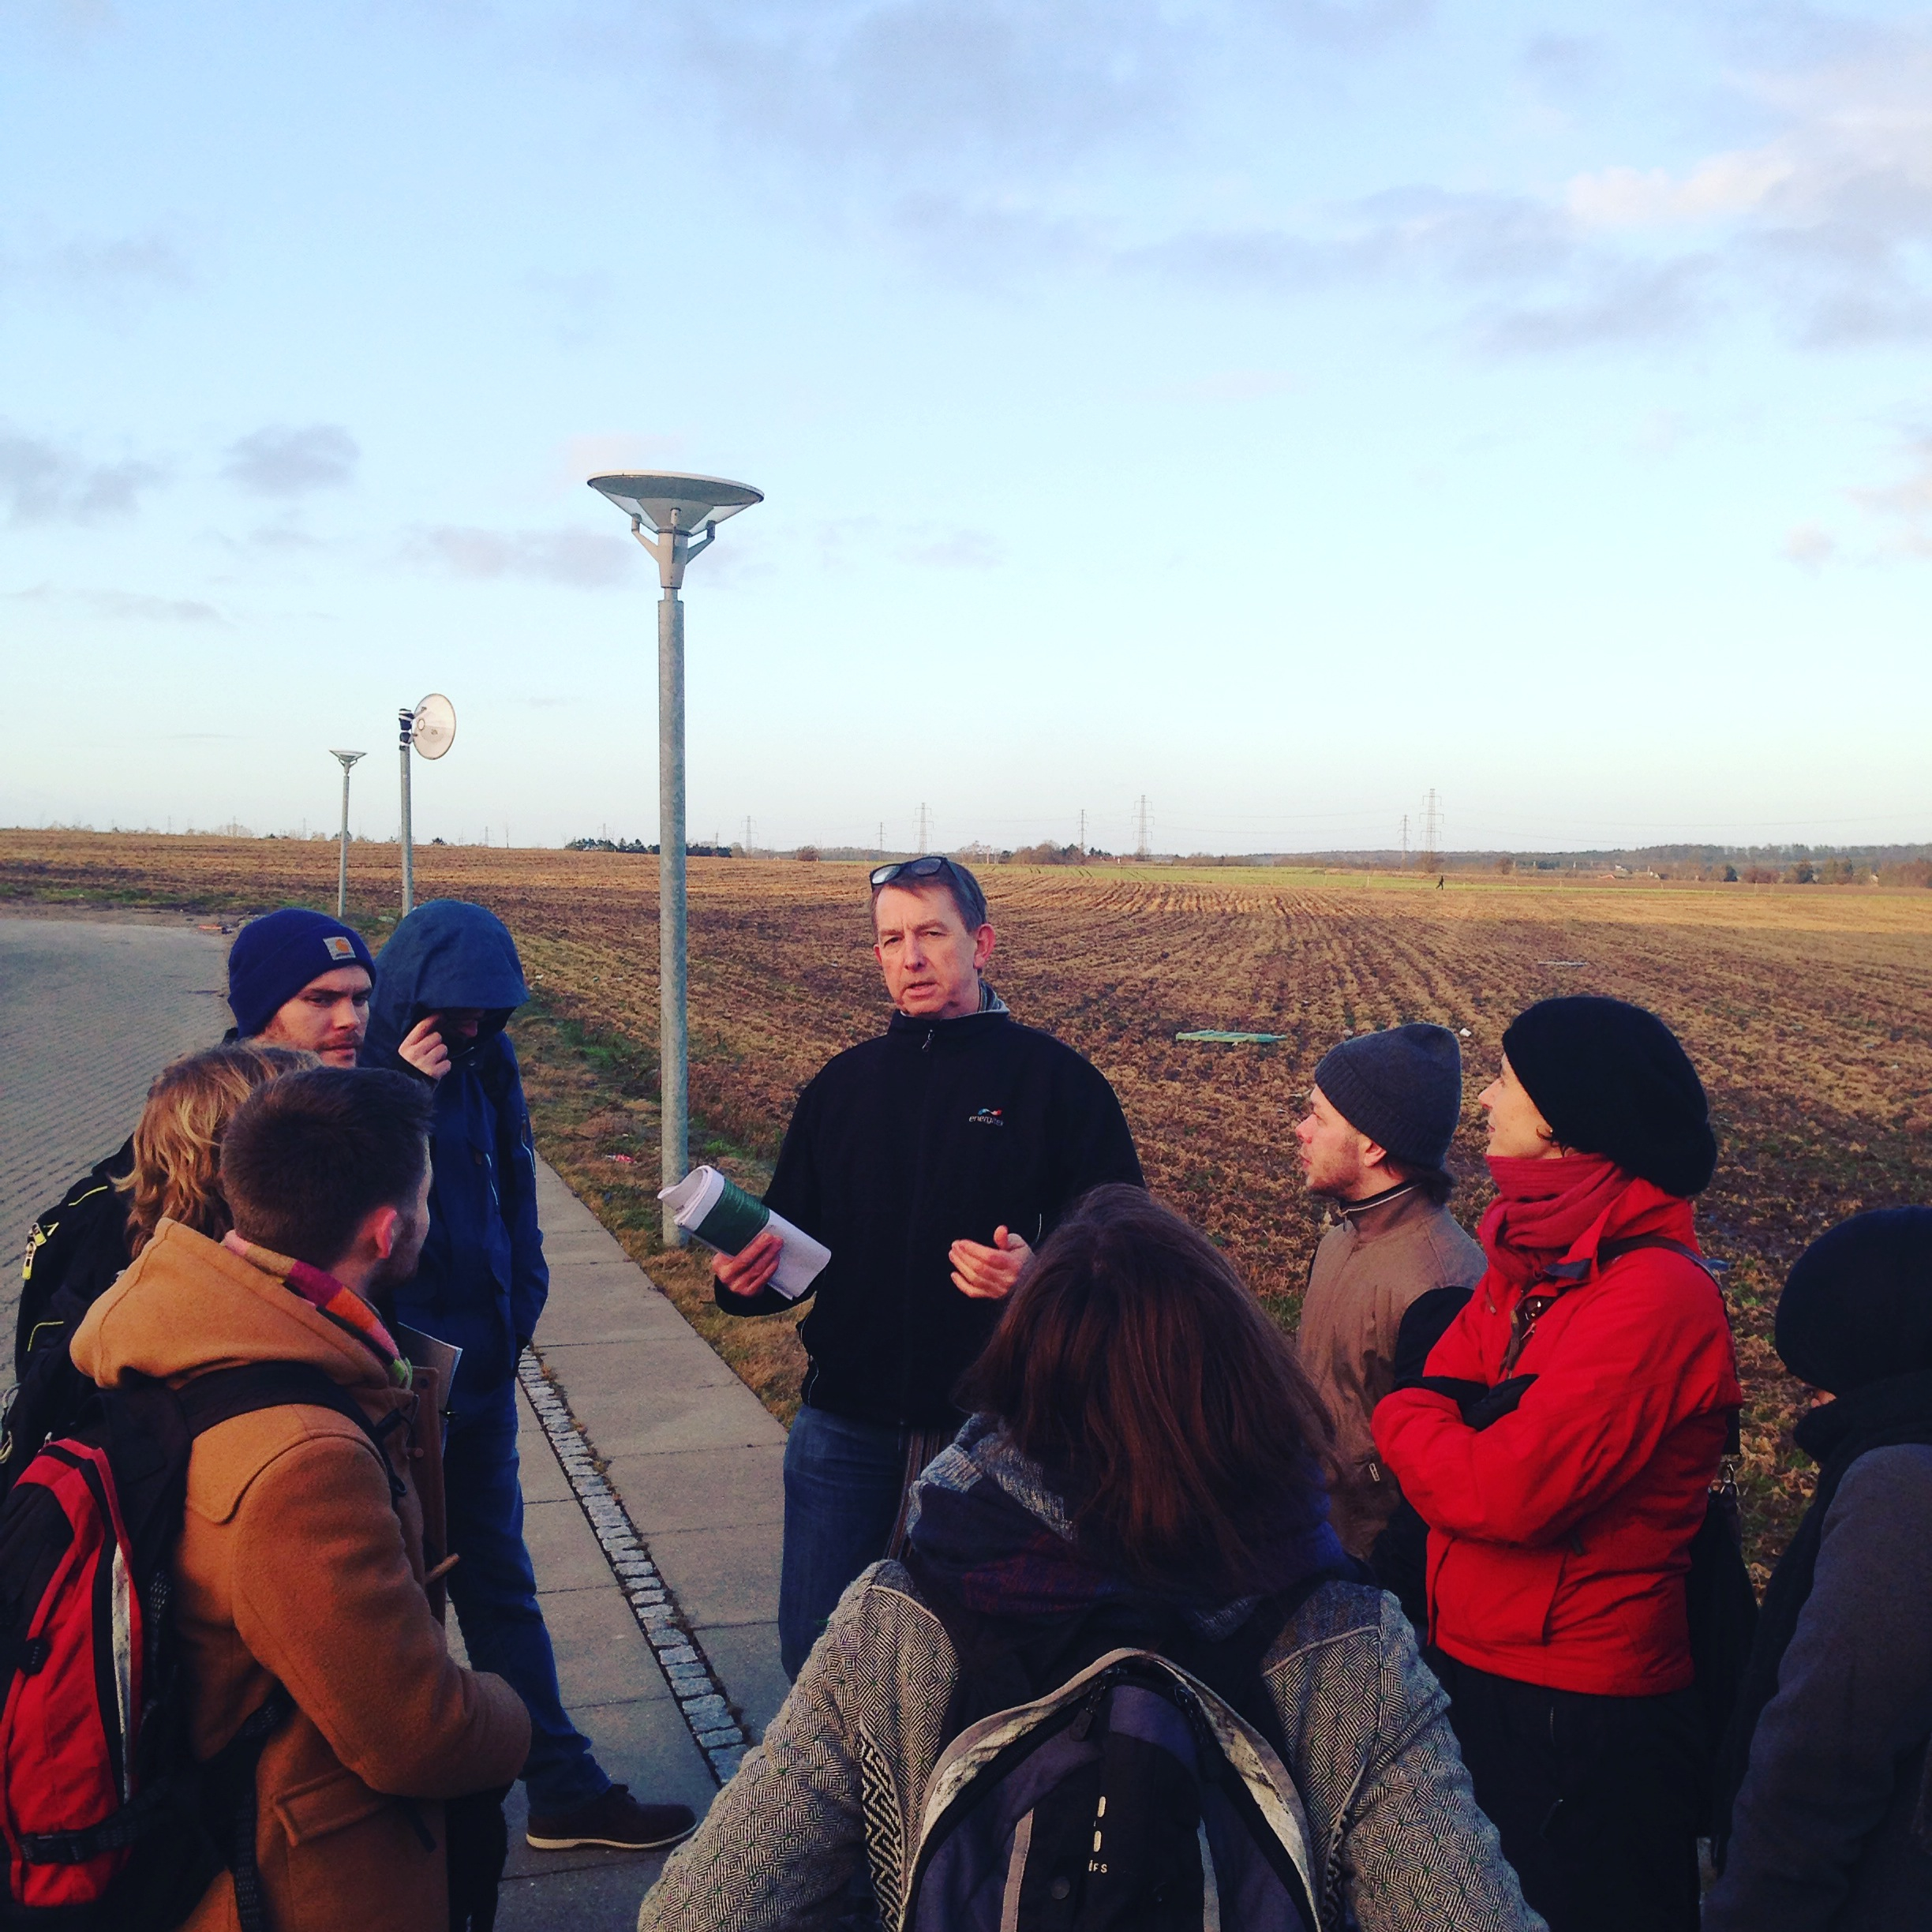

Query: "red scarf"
left=1479, top=1152, right=1631, bottom=1288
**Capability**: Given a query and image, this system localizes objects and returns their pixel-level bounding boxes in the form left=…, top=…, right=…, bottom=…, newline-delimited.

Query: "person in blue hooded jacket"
left=365, top=899, right=697, bottom=1855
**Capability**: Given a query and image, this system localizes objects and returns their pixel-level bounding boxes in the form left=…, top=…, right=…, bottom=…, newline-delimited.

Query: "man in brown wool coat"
left=71, top=1067, right=530, bottom=1932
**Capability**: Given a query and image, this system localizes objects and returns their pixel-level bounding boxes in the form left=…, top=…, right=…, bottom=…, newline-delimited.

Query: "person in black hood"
left=711, top=856, right=1144, bottom=1677
left=1706, top=1207, right=1932, bottom=1930
left=365, top=899, right=695, bottom=1856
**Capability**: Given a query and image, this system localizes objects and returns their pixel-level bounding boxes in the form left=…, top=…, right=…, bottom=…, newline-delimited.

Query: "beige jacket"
left=1296, top=1187, right=1483, bottom=1559
left=70, top=1219, right=530, bottom=1932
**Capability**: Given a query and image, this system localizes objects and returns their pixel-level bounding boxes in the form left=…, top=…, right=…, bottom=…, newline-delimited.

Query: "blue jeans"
left=444, top=1380, right=608, bottom=1810
left=779, top=1406, right=909, bottom=1679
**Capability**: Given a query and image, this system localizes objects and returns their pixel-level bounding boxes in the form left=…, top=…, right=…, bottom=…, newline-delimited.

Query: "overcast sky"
left=5, top=0, right=1930, bottom=853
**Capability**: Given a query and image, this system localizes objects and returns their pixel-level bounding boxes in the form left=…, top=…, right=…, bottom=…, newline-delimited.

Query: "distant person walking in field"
left=365, top=899, right=695, bottom=1854
left=1292, top=1024, right=1483, bottom=1565
left=1374, top=996, right=1739, bottom=1932
left=711, top=856, right=1144, bottom=1677
left=1707, top=1207, right=1932, bottom=1931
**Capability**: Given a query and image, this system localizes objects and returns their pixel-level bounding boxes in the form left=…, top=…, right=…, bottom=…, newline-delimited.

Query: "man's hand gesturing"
left=399, top=1014, right=452, bottom=1081
left=713, top=1228, right=784, bottom=1298
left=949, top=1226, right=1032, bottom=1301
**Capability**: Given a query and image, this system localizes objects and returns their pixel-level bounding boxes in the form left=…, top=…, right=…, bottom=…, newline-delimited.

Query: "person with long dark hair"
left=1706, top=1208, right=1932, bottom=1930
left=639, top=1185, right=1540, bottom=1932
left=1374, top=996, right=1739, bottom=1932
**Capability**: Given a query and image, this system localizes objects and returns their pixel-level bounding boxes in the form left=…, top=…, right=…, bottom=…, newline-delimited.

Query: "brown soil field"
left=7, top=829, right=1930, bottom=1571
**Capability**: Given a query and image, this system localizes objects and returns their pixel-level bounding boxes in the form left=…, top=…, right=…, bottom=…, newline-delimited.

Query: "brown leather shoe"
left=525, top=1783, right=698, bottom=1852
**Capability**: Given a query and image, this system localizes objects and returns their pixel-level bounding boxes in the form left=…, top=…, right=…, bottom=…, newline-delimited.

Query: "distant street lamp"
left=329, top=749, right=365, bottom=920
left=397, top=693, right=457, bottom=916
left=588, top=471, right=762, bottom=1241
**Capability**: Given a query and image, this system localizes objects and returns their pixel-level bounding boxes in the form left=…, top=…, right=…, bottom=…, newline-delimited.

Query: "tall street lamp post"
left=329, top=749, right=365, bottom=920
left=587, top=472, right=762, bottom=1242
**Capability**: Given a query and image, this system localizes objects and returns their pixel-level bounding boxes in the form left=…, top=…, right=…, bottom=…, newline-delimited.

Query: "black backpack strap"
left=1600, top=1236, right=1743, bottom=1456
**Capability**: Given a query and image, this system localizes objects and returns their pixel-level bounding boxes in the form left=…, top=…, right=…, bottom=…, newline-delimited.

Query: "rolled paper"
left=659, top=1166, right=831, bottom=1301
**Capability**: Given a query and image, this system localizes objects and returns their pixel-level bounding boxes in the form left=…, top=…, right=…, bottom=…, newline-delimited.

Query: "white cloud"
left=1567, top=153, right=1795, bottom=230
left=0, top=426, right=165, bottom=523
left=408, top=524, right=631, bottom=588
left=1782, top=524, right=1837, bottom=568
left=1849, top=435, right=1932, bottom=557
left=223, top=425, right=359, bottom=496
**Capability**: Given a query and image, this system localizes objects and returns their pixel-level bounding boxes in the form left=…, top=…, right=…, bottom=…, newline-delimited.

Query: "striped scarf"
left=222, top=1231, right=412, bottom=1388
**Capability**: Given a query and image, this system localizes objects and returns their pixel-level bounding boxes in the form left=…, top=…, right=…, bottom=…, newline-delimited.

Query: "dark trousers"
left=1432, top=1651, right=1703, bottom=1932
left=444, top=1380, right=606, bottom=1811
left=778, top=1406, right=911, bottom=1679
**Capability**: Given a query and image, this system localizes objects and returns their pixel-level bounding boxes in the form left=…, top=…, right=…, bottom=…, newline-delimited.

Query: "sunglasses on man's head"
left=868, top=855, right=987, bottom=926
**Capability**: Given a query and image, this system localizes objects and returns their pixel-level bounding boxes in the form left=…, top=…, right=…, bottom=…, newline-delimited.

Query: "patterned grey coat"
left=638, top=1566, right=1543, bottom=1932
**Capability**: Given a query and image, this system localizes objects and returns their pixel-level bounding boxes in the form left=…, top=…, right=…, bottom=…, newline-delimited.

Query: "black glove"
left=445, top=1784, right=511, bottom=1932
left=1413, top=1373, right=1540, bottom=1431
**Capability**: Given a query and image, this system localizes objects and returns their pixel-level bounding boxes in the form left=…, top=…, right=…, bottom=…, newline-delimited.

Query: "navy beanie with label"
left=1312, top=1022, right=1463, bottom=1172
left=1501, top=995, right=1717, bottom=1198
left=227, top=908, right=375, bottom=1038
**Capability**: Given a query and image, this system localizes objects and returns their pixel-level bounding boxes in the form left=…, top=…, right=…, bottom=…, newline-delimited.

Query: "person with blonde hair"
left=6, top=1043, right=313, bottom=1492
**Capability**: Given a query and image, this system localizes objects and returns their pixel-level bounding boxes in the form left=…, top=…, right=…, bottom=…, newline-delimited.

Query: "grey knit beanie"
left=1312, top=1023, right=1463, bottom=1170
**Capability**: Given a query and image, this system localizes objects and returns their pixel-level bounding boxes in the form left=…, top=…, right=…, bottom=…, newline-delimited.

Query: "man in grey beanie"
left=1293, top=1022, right=1483, bottom=1559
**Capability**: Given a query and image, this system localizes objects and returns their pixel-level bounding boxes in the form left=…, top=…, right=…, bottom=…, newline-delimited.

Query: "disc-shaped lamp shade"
left=411, top=693, right=457, bottom=761
left=588, top=473, right=763, bottom=533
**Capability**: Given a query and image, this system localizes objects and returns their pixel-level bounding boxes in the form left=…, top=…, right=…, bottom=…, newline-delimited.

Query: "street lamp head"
left=587, top=472, right=762, bottom=534
left=589, top=471, right=763, bottom=590
left=330, top=748, right=366, bottom=769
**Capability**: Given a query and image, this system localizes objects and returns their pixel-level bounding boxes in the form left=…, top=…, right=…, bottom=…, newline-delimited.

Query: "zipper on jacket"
left=923, top=1028, right=934, bottom=1051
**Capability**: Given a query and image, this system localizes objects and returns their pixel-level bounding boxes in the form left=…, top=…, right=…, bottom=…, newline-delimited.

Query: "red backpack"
left=0, top=1365, right=393, bottom=1932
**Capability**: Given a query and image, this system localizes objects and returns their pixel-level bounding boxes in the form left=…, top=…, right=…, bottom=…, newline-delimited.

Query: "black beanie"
left=1501, top=995, right=1717, bottom=1198
left=1775, top=1208, right=1932, bottom=1397
left=1312, top=1022, right=1463, bottom=1172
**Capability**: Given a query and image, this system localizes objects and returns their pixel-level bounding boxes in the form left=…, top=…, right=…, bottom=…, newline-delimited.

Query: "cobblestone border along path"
left=517, top=1349, right=748, bottom=1781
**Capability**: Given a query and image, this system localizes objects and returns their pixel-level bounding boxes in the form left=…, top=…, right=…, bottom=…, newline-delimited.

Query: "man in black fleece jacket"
left=714, top=856, right=1142, bottom=1674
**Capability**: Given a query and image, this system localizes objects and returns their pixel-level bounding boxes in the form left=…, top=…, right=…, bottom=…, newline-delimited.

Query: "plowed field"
left=8, top=829, right=1930, bottom=1566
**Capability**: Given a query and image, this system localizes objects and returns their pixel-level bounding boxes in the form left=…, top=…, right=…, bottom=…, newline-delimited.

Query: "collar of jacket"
left=1335, top=1181, right=1420, bottom=1237
left=886, top=1003, right=1012, bottom=1050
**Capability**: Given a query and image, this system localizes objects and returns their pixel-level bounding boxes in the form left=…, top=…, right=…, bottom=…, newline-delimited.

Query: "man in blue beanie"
left=1293, top=1021, right=1483, bottom=1560
left=224, top=907, right=380, bottom=1067
left=17, top=907, right=428, bottom=1379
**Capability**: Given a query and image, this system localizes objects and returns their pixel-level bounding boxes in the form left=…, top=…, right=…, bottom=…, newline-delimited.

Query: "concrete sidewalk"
left=489, top=1164, right=791, bottom=1930
left=0, top=914, right=790, bottom=1932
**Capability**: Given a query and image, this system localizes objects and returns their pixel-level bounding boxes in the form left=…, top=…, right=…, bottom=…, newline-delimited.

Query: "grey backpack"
left=902, top=1647, right=1320, bottom=1932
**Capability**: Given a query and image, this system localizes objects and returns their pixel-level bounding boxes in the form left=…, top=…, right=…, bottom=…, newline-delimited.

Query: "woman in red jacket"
left=1374, top=995, right=1739, bottom=1932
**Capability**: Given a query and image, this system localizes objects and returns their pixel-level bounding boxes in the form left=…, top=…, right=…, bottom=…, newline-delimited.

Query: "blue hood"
left=366, top=899, right=529, bottom=1061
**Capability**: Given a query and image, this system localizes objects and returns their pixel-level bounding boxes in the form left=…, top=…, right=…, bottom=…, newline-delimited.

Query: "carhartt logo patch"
left=323, top=935, right=358, bottom=961
left=967, top=1108, right=1005, bottom=1128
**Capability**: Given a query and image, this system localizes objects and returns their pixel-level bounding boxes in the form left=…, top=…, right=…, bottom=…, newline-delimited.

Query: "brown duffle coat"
left=70, top=1219, right=530, bottom=1932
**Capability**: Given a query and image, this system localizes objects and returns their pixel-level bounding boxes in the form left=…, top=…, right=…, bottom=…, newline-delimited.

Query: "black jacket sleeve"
left=1041, top=1054, right=1142, bottom=1234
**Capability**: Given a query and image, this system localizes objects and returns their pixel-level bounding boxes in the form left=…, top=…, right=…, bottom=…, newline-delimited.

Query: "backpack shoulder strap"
left=1597, top=1233, right=1713, bottom=1276
left=1597, top=1236, right=1742, bottom=1456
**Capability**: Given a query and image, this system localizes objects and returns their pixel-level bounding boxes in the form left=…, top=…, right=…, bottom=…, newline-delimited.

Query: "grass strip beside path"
left=508, top=998, right=809, bottom=1428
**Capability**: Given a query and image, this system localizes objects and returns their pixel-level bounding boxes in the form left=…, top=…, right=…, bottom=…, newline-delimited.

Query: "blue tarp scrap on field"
left=1175, top=1029, right=1288, bottom=1044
